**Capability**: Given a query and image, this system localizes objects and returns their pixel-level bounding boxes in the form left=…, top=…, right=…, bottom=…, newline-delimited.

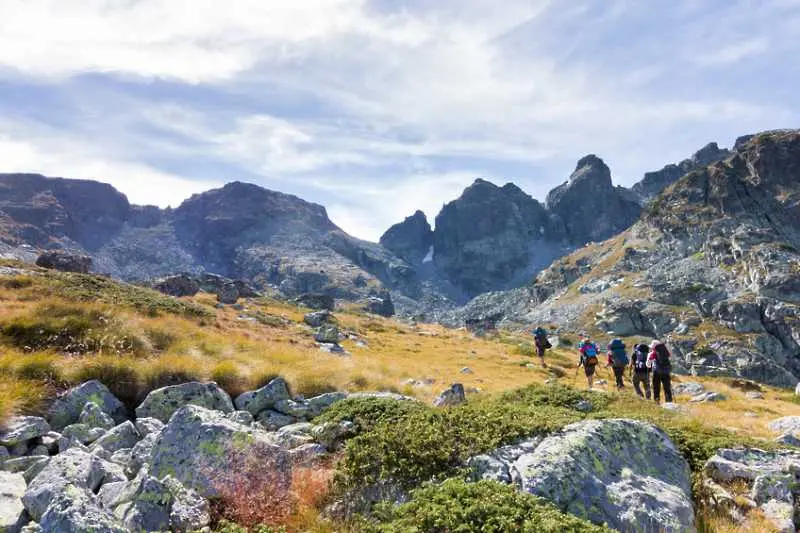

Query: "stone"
left=303, top=310, right=335, bottom=328
left=152, top=274, right=200, bottom=297
left=273, top=399, right=312, bottom=419
left=22, top=448, right=126, bottom=520
left=108, top=449, right=133, bottom=472
left=114, top=475, right=173, bottom=532
left=227, top=411, right=254, bottom=425
left=306, top=392, right=347, bottom=417
left=0, top=471, right=27, bottom=533
left=312, top=421, right=356, bottom=451
left=704, top=448, right=800, bottom=483
left=40, top=432, right=60, bottom=455
left=314, top=325, right=340, bottom=344
left=460, top=367, right=474, bottom=375
left=8, top=443, right=28, bottom=458
left=61, top=424, right=106, bottom=446
left=274, top=423, right=315, bottom=449
left=0, top=447, right=8, bottom=460
left=574, top=400, right=593, bottom=413
left=129, top=432, right=159, bottom=477
left=148, top=405, right=291, bottom=499
left=90, top=422, right=140, bottom=454
left=47, top=381, right=126, bottom=431
left=1, top=457, right=48, bottom=477
left=35, top=251, right=92, bottom=274
left=751, top=474, right=793, bottom=505
left=795, top=382, right=800, bottom=396
left=135, top=381, right=234, bottom=423
left=39, top=485, right=125, bottom=533
left=672, top=382, right=706, bottom=396
left=289, top=443, right=329, bottom=467
left=255, top=410, right=297, bottom=431
left=760, top=499, right=795, bottom=533
left=745, top=391, right=765, bottom=400
left=292, top=293, right=334, bottom=311
left=234, top=377, right=291, bottom=416
left=379, top=210, right=434, bottom=266
left=775, top=433, right=800, bottom=447
left=0, top=417, right=50, bottom=447
left=689, top=392, right=726, bottom=403
left=433, top=384, right=466, bottom=407
left=769, top=416, right=800, bottom=435
left=162, top=476, right=210, bottom=532
left=513, top=419, right=694, bottom=533
left=468, top=439, right=542, bottom=484
left=27, top=446, right=48, bottom=457
left=133, top=418, right=164, bottom=437
left=216, top=282, right=239, bottom=304
left=363, top=290, right=395, bottom=317
left=79, top=403, right=115, bottom=431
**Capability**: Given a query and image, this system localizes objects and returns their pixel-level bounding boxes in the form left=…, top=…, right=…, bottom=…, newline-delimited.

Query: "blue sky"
left=0, top=0, right=797, bottom=241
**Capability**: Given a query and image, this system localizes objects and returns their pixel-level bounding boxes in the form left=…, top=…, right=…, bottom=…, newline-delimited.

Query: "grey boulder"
left=0, top=417, right=50, bottom=447
left=79, top=403, right=115, bottom=431
left=148, top=405, right=291, bottom=499
left=769, top=417, right=800, bottom=436
left=433, top=384, right=466, bottom=407
left=39, top=485, right=125, bottom=533
left=47, top=381, right=126, bottom=431
left=22, top=448, right=126, bottom=521
left=234, top=377, right=291, bottom=416
left=61, top=424, right=105, bottom=446
left=255, top=410, right=297, bottom=431
left=0, top=471, right=27, bottom=533
left=90, top=422, right=141, bottom=454
left=672, top=382, right=706, bottom=396
left=133, top=417, right=164, bottom=437
left=135, top=381, right=234, bottom=423
left=513, top=419, right=694, bottom=533
left=314, top=325, right=340, bottom=344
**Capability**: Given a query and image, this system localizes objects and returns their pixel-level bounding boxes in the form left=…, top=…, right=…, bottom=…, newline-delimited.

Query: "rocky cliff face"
left=546, top=155, right=641, bottom=245
left=432, top=179, right=567, bottom=297
left=451, top=130, right=800, bottom=387
left=379, top=210, right=433, bottom=266
left=631, top=142, right=731, bottom=201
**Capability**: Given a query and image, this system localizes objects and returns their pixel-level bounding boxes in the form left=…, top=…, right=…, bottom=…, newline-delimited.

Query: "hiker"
left=630, top=343, right=651, bottom=399
left=532, top=326, right=551, bottom=368
left=577, top=338, right=600, bottom=389
left=649, top=340, right=673, bottom=403
left=606, top=338, right=629, bottom=390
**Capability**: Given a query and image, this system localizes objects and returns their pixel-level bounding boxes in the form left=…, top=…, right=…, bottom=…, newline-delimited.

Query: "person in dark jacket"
left=648, top=340, right=673, bottom=403
left=532, top=327, right=550, bottom=368
left=630, top=343, right=651, bottom=399
left=606, top=338, right=629, bottom=391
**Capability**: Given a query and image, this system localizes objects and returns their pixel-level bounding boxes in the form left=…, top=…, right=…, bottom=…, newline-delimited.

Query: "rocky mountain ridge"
left=451, top=129, right=800, bottom=387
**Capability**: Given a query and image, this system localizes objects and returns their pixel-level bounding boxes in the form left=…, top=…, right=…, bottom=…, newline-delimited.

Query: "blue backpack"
left=608, top=338, right=629, bottom=366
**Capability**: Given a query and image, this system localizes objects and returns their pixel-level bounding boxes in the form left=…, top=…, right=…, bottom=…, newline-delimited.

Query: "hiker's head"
left=650, top=340, right=661, bottom=350
left=582, top=337, right=591, bottom=345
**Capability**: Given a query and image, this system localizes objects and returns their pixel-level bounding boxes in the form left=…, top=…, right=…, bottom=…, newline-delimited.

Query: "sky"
left=0, top=0, right=797, bottom=241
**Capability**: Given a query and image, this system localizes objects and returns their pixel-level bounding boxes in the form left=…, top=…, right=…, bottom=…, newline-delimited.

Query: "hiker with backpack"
left=532, top=326, right=551, bottom=368
left=630, top=343, right=651, bottom=399
left=577, top=338, right=600, bottom=389
left=606, top=338, right=629, bottom=390
left=648, top=340, right=673, bottom=403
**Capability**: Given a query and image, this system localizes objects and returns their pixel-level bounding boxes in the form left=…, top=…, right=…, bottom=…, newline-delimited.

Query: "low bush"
left=0, top=275, right=34, bottom=289
left=316, top=396, right=427, bottom=434
left=367, top=478, right=610, bottom=532
left=337, top=398, right=582, bottom=491
left=515, top=342, right=536, bottom=356
left=501, top=383, right=608, bottom=411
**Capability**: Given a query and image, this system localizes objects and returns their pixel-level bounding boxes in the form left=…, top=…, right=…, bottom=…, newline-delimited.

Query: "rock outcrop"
left=35, top=251, right=92, bottom=274
left=379, top=210, right=433, bottom=266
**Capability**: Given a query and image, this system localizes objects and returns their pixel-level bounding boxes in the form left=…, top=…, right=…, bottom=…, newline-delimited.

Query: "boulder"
left=433, top=384, right=466, bottom=407
left=689, top=392, right=726, bottom=403
left=161, top=476, right=210, bottom=532
left=255, top=410, right=297, bottom=431
left=78, top=403, right=115, bottom=431
left=513, top=419, right=694, bottom=532
left=0, top=417, right=50, bottom=447
left=363, top=290, right=395, bottom=317
left=273, top=399, right=312, bottom=419
left=227, top=411, right=254, bottom=425
left=114, top=475, right=173, bottom=532
left=22, top=448, right=126, bottom=520
left=314, top=325, right=340, bottom=344
left=47, top=381, right=127, bottom=432
left=672, top=382, right=706, bottom=396
left=307, top=392, right=347, bottom=417
left=795, top=382, right=800, bottom=396
left=1, top=457, right=49, bottom=478
left=39, top=485, right=125, bottom=533
left=152, top=274, right=200, bottom=297
left=90, top=422, right=140, bottom=454
left=0, top=471, right=27, bottom=533
left=467, top=439, right=542, bottom=484
left=234, top=377, right=291, bottom=416
left=274, top=423, right=315, bottom=449
left=292, top=293, right=335, bottom=311
left=148, top=405, right=291, bottom=499
left=216, top=283, right=239, bottom=304
left=135, top=382, right=234, bottom=423
left=704, top=448, right=800, bottom=483
left=303, top=310, right=335, bottom=328
left=769, top=417, right=800, bottom=436
left=312, top=421, right=356, bottom=451
left=35, top=251, right=92, bottom=274
left=745, top=391, right=765, bottom=400
left=129, top=432, right=160, bottom=477
left=61, top=424, right=106, bottom=446
left=133, top=418, right=163, bottom=438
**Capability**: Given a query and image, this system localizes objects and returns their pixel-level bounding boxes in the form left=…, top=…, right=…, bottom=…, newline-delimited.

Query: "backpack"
left=633, top=344, right=649, bottom=372
left=533, top=328, right=551, bottom=349
left=582, top=343, right=599, bottom=366
left=653, top=343, right=671, bottom=371
left=608, top=338, right=629, bottom=367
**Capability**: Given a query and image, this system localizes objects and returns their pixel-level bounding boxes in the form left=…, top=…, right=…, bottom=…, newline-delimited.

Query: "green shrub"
left=0, top=275, right=34, bottom=289
left=316, top=396, right=427, bottom=434
left=337, top=398, right=581, bottom=491
left=515, top=342, right=536, bottom=356
left=367, top=478, right=610, bottom=533
left=501, top=383, right=608, bottom=411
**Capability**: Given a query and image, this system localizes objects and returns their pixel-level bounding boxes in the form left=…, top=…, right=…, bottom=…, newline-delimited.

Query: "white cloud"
left=694, top=38, right=770, bottom=66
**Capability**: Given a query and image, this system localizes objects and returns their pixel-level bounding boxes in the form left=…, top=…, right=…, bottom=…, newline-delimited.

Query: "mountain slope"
left=453, top=129, right=800, bottom=387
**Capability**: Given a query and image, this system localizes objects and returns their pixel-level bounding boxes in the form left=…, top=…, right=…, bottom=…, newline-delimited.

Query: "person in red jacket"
left=648, top=340, right=673, bottom=403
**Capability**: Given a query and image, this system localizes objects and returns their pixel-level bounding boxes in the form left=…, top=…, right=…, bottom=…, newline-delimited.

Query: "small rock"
left=273, top=399, right=312, bottom=419
left=255, top=410, right=297, bottom=431
left=162, top=476, right=210, bottom=532
left=319, top=343, right=350, bottom=355
left=0, top=416, right=50, bottom=447
left=133, top=418, right=164, bottom=437
left=216, top=283, right=239, bottom=305
left=574, top=400, right=592, bottom=413
left=745, top=391, right=765, bottom=400
left=41, top=485, right=125, bottom=532
left=292, top=293, right=334, bottom=311
left=673, top=382, right=706, bottom=396
left=28, top=445, right=49, bottom=457
left=0, top=471, right=27, bottom=533
left=460, top=367, right=474, bottom=375
left=303, top=310, right=335, bottom=328
left=768, top=416, right=800, bottom=435
left=227, top=411, right=254, bottom=425
left=47, top=381, right=126, bottom=431
left=433, top=384, right=466, bottom=407
left=289, top=443, right=328, bottom=467
left=775, top=433, right=800, bottom=446
left=62, top=424, right=106, bottom=446
left=689, top=392, right=725, bottom=403
left=79, top=403, right=116, bottom=431
left=314, top=325, right=340, bottom=344
left=312, top=421, right=356, bottom=450
left=307, top=392, right=347, bottom=417
left=760, top=499, right=795, bottom=533
left=235, top=378, right=291, bottom=416
left=595, top=379, right=608, bottom=386
left=135, top=382, right=234, bottom=423
left=152, top=274, right=200, bottom=297
left=661, top=403, right=686, bottom=413
left=90, top=421, right=141, bottom=454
